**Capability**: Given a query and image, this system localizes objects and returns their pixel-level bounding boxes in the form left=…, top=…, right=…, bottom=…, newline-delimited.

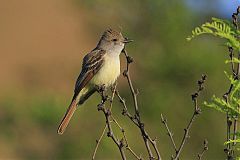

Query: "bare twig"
left=92, top=125, right=107, bottom=160
left=94, top=82, right=141, bottom=160
left=232, top=6, right=240, bottom=30
left=110, top=83, right=141, bottom=159
left=160, top=114, right=177, bottom=154
left=97, top=86, right=126, bottom=160
left=173, top=75, right=207, bottom=160
left=122, top=129, right=143, bottom=160
left=117, top=49, right=161, bottom=160
left=197, top=139, right=208, bottom=160
left=115, top=90, right=139, bottom=126
left=92, top=83, right=117, bottom=159
left=111, top=115, right=142, bottom=160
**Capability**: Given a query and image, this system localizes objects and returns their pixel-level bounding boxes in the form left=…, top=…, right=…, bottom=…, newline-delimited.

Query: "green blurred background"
left=0, top=0, right=239, bottom=159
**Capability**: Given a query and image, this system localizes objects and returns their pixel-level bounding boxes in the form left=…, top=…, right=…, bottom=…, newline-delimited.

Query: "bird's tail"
left=57, top=99, right=77, bottom=135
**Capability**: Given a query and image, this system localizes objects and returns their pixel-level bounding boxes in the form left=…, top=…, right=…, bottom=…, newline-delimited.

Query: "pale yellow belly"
left=90, top=56, right=120, bottom=87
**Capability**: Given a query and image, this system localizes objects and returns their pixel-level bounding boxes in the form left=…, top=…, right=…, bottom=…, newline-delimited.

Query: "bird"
left=57, top=28, right=132, bottom=134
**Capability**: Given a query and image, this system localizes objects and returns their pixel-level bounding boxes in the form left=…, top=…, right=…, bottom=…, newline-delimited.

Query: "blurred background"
left=0, top=0, right=239, bottom=159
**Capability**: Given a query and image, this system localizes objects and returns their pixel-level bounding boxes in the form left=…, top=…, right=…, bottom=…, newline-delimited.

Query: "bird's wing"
left=72, top=49, right=106, bottom=100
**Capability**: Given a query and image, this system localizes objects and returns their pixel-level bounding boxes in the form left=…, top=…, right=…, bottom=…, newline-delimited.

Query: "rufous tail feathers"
left=57, top=99, right=77, bottom=135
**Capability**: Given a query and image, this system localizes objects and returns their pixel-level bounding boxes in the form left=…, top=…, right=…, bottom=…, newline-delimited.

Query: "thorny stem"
left=173, top=75, right=207, bottom=160
left=121, top=49, right=161, bottom=160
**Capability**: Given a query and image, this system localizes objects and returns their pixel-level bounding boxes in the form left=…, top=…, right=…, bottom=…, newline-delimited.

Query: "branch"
left=115, top=90, right=139, bottom=126
left=232, top=6, right=240, bottom=150
left=173, top=75, right=207, bottom=160
left=111, top=115, right=142, bottom=160
left=197, top=139, right=208, bottom=160
left=92, top=83, right=117, bottom=160
left=97, top=86, right=126, bottom=160
left=160, top=114, right=177, bottom=155
left=94, top=83, right=141, bottom=160
left=116, top=49, right=161, bottom=160
left=224, top=6, right=240, bottom=159
left=92, top=125, right=107, bottom=160
left=122, top=129, right=143, bottom=160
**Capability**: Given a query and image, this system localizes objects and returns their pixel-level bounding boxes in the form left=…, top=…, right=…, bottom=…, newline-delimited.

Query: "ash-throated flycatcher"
left=57, top=28, right=132, bottom=134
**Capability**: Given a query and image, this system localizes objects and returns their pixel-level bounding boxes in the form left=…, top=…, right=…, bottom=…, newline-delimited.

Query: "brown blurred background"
left=0, top=0, right=238, bottom=159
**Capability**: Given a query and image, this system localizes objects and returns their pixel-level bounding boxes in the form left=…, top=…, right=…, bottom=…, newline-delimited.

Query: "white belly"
left=90, top=55, right=120, bottom=87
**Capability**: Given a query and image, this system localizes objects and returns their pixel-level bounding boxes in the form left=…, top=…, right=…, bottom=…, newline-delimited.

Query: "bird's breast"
left=91, top=55, right=120, bottom=87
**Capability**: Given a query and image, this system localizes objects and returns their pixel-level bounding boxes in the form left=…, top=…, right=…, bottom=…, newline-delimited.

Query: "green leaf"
left=187, top=17, right=239, bottom=50
left=224, top=139, right=240, bottom=145
left=224, top=71, right=235, bottom=84
left=225, top=57, right=240, bottom=64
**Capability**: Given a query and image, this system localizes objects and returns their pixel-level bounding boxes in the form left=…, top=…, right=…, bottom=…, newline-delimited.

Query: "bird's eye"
left=112, top=39, right=117, bottom=42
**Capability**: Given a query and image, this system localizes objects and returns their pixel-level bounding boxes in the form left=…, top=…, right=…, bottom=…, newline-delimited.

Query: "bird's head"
left=97, top=28, right=132, bottom=53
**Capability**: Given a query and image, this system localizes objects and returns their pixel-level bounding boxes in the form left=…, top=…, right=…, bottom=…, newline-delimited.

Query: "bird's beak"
left=123, top=37, right=133, bottom=43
